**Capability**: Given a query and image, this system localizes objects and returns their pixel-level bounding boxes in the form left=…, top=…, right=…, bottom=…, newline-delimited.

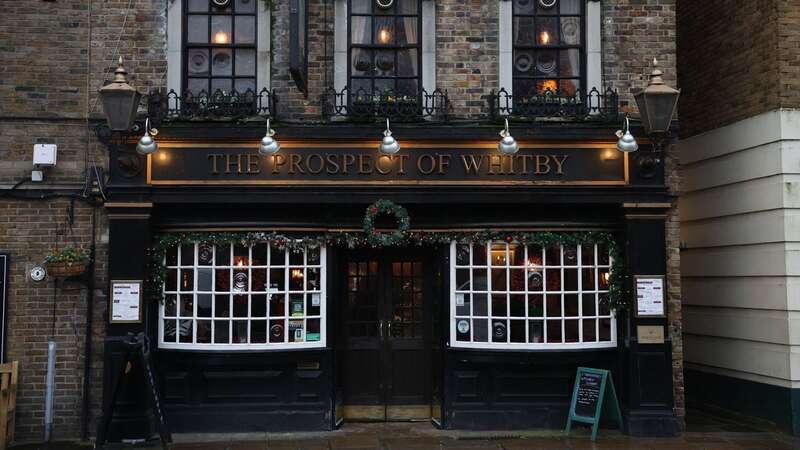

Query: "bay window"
left=160, top=242, right=326, bottom=350
left=450, top=241, right=615, bottom=349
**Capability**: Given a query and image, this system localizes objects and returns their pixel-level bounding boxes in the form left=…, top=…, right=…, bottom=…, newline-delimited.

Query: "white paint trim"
left=678, top=109, right=800, bottom=165
left=167, top=0, right=182, bottom=93
left=498, top=0, right=512, bottom=96
left=421, top=0, right=436, bottom=95
left=586, top=0, right=601, bottom=90
left=333, top=0, right=348, bottom=92
left=256, top=0, right=272, bottom=92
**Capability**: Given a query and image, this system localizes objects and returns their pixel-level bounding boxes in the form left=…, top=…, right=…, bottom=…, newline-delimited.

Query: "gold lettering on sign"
left=535, top=155, right=551, bottom=175
left=417, top=154, right=436, bottom=175
left=246, top=154, right=260, bottom=174
left=225, top=154, right=242, bottom=174
left=342, top=154, right=356, bottom=174
left=375, top=155, right=393, bottom=175
left=325, top=154, right=340, bottom=174
left=488, top=155, right=503, bottom=175
left=208, top=154, right=223, bottom=175
left=552, top=155, right=568, bottom=175
left=272, top=154, right=286, bottom=174
left=438, top=154, right=451, bottom=175
left=307, top=154, right=324, bottom=174
left=358, top=155, right=373, bottom=174
left=461, top=155, right=484, bottom=174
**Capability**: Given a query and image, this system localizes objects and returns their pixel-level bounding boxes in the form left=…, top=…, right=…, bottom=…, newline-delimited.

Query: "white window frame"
left=334, top=0, right=436, bottom=94
left=449, top=240, right=617, bottom=350
left=167, top=0, right=272, bottom=94
left=159, top=242, right=326, bottom=351
left=498, top=0, right=601, bottom=98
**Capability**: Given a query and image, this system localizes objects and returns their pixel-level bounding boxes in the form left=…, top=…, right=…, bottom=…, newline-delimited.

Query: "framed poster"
left=110, top=280, right=143, bottom=323
left=634, top=275, right=666, bottom=318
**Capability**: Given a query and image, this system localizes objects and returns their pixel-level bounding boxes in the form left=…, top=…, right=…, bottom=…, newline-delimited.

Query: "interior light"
left=213, top=31, right=230, bottom=44
left=378, top=28, right=392, bottom=44
left=539, top=31, right=551, bottom=45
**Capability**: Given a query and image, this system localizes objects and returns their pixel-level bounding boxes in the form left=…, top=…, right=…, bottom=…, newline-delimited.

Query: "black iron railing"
left=320, top=87, right=450, bottom=122
left=147, top=88, right=276, bottom=124
left=487, top=87, right=619, bottom=121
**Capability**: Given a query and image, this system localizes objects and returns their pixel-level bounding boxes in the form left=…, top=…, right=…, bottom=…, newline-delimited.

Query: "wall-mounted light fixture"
left=632, top=58, right=681, bottom=177
left=135, top=118, right=158, bottom=155
left=378, top=119, right=400, bottom=154
left=615, top=115, right=638, bottom=153
left=98, top=57, right=141, bottom=132
left=258, top=119, right=281, bottom=155
left=497, top=119, right=519, bottom=155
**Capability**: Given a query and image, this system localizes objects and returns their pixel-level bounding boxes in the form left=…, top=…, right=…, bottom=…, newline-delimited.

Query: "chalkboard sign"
left=574, top=371, right=603, bottom=418
left=565, top=367, right=622, bottom=441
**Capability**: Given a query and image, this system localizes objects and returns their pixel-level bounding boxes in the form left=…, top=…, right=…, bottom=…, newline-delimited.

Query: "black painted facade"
left=100, top=122, right=680, bottom=440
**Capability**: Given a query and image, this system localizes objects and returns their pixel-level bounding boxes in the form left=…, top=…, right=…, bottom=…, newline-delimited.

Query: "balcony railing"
left=320, top=87, right=450, bottom=122
left=487, top=87, right=619, bottom=121
left=147, top=88, right=276, bottom=125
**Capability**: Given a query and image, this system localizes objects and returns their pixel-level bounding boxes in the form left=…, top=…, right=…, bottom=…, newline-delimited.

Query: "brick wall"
left=676, top=0, right=782, bottom=138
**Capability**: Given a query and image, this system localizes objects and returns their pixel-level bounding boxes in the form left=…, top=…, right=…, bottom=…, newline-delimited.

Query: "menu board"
left=635, top=275, right=666, bottom=318
left=574, top=371, right=603, bottom=418
left=110, top=280, right=142, bottom=323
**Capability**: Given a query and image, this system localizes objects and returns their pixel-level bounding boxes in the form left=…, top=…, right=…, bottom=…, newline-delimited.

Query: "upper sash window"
left=348, top=0, right=422, bottom=97
left=512, top=0, right=584, bottom=97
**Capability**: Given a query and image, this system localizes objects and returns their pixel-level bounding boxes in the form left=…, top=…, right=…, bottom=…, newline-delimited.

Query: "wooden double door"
left=338, top=249, right=436, bottom=421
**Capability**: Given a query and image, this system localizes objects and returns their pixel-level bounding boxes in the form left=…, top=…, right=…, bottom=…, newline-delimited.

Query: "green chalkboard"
left=565, top=367, right=623, bottom=441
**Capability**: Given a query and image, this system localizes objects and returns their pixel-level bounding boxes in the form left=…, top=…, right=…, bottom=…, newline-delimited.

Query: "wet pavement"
left=10, top=420, right=800, bottom=450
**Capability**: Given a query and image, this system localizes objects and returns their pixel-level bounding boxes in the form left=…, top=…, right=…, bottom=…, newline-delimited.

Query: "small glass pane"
left=212, top=48, right=233, bottom=77
left=582, top=294, right=596, bottom=316
left=288, top=320, right=304, bottom=342
left=565, top=320, right=579, bottom=343
left=598, top=244, right=610, bottom=265
left=270, top=245, right=286, bottom=265
left=307, top=268, right=320, bottom=290
left=473, top=293, right=488, bottom=316
left=472, top=268, right=488, bottom=291
left=235, top=49, right=256, bottom=76
left=491, top=269, right=507, bottom=291
left=163, top=320, right=177, bottom=342
left=251, top=269, right=267, bottom=291
left=165, top=269, right=178, bottom=291
left=235, top=16, right=255, bottom=44
left=513, top=17, right=535, bottom=46
left=563, top=246, right=578, bottom=265
left=511, top=245, right=525, bottom=267
left=529, top=320, right=544, bottom=343
left=514, top=0, right=534, bottom=15
left=197, top=321, right=212, bottom=343
left=215, top=269, right=230, bottom=291
left=214, top=320, right=230, bottom=343
left=351, top=0, right=371, bottom=14
left=536, top=17, right=558, bottom=45
left=561, top=0, right=580, bottom=14
left=211, top=78, right=232, bottom=94
left=164, top=295, right=177, bottom=317
left=269, top=319, right=285, bottom=342
left=560, top=17, right=581, bottom=45
left=233, top=295, right=248, bottom=317
left=197, top=268, right=213, bottom=292
left=581, top=245, right=595, bottom=265
left=352, top=48, right=373, bottom=76
left=232, top=269, right=248, bottom=292
left=290, top=250, right=304, bottom=265
left=351, top=16, right=372, bottom=44
left=397, top=0, right=417, bottom=14
left=270, top=293, right=286, bottom=317
left=534, top=50, right=558, bottom=76
left=473, top=243, right=487, bottom=265
left=396, top=79, right=417, bottom=97
left=492, top=320, right=508, bottom=342
left=546, top=269, right=560, bottom=290
left=197, top=294, right=212, bottom=317
left=527, top=294, right=543, bottom=317
left=236, top=0, right=256, bottom=13
left=599, top=270, right=610, bottom=289
left=546, top=294, right=561, bottom=317
left=582, top=319, right=597, bottom=342
left=546, top=320, right=561, bottom=343
left=491, top=294, right=507, bottom=317
left=510, top=294, right=525, bottom=317
left=527, top=270, right=543, bottom=291
left=232, top=320, right=248, bottom=343
left=289, top=294, right=304, bottom=317
left=308, top=247, right=321, bottom=265
left=188, top=0, right=208, bottom=12
left=582, top=268, right=595, bottom=290
left=179, top=320, right=193, bottom=343
left=269, top=269, right=285, bottom=291
left=307, top=293, right=321, bottom=316
left=564, top=269, right=578, bottom=291
left=559, top=49, right=580, bottom=77
left=211, top=16, right=232, bottom=44
left=599, top=318, right=611, bottom=341
left=509, top=268, right=525, bottom=292
left=180, top=245, right=194, bottom=265
left=510, top=320, right=526, bottom=343
left=307, top=319, right=321, bottom=341
left=180, top=295, right=194, bottom=317
left=251, top=294, right=267, bottom=317
left=215, top=295, right=230, bottom=318
left=289, top=268, right=304, bottom=290
left=375, top=50, right=395, bottom=76
left=455, top=319, right=470, bottom=342
left=599, top=293, right=610, bottom=316
left=545, top=246, right=560, bottom=265
left=179, top=269, right=194, bottom=291
left=455, top=293, right=470, bottom=316
left=187, top=15, right=209, bottom=43
left=473, top=319, right=488, bottom=342
left=396, top=17, right=417, bottom=45
left=166, top=247, right=178, bottom=266
left=455, top=269, right=470, bottom=291
left=216, top=245, right=231, bottom=265
left=251, top=320, right=267, bottom=343
left=490, top=243, right=507, bottom=266
left=187, top=78, right=208, bottom=94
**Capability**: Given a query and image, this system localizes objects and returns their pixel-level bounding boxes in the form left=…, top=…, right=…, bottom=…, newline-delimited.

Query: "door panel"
left=339, top=250, right=432, bottom=421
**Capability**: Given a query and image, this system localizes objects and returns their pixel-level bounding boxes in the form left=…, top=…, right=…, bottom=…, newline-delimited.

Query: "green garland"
left=147, top=230, right=628, bottom=311
left=363, top=200, right=410, bottom=246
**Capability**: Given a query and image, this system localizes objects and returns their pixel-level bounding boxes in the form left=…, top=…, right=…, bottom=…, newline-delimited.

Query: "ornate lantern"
left=98, top=58, right=141, bottom=132
left=633, top=59, right=680, bottom=135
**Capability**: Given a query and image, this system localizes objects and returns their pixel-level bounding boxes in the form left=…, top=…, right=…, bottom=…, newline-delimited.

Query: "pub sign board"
left=565, top=367, right=623, bottom=441
left=148, top=142, right=629, bottom=186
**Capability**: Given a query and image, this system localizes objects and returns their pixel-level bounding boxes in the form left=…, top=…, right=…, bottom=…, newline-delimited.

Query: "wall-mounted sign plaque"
left=637, top=325, right=665, bottom=344
left=634, top=275, right=666, bottom=318
left=148, top=142, right=628, bottom=186
left=110, top=280, right=143, bottom=323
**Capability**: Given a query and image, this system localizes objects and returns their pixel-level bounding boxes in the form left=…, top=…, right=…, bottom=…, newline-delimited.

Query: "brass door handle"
left=379, top=320, right=384, bottom=340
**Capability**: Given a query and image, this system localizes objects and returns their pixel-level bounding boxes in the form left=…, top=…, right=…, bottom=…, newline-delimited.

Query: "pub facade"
left=1, top=0, right=683, bottom=443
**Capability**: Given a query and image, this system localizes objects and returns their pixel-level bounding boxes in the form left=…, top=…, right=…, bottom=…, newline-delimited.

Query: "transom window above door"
left=512, top=0, right=584, bottom=97
left=349, top=0, right=422, bottom=97
left=184, top=0, right=258, bottom=94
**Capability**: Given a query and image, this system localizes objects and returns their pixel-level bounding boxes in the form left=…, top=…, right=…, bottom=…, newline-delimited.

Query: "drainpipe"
left=44, top=340, right=57, bottom=442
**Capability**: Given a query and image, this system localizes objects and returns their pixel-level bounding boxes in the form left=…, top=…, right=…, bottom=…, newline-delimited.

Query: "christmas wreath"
left=363, top=199, right=410, bottom=246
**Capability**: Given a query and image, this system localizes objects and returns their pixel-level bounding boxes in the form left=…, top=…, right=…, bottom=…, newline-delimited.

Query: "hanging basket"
left=46, top=261, right=86, bottom=278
